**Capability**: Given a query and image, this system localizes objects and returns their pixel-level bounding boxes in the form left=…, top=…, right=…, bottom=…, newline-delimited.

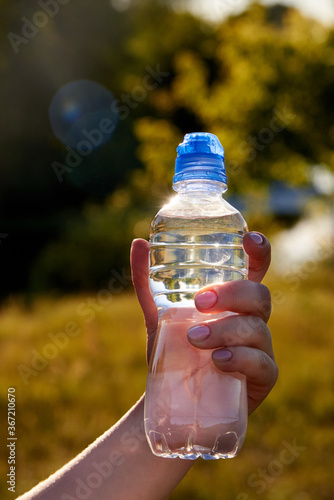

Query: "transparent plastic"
left=144, top=180, right=249, bottom=460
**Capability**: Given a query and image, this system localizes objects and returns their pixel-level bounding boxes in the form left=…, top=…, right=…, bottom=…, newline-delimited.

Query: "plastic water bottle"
left=144, top=132, right=249, bottom=460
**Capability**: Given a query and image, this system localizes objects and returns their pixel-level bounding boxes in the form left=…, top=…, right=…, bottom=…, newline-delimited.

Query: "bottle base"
left=146, top=428, right=245, bottom=460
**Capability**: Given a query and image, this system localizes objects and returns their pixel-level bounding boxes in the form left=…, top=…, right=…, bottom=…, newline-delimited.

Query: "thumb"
left=130, top=238, right=158, bottom=346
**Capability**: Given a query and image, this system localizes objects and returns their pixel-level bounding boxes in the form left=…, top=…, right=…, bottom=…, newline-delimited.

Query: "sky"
left=190, top=0, right=334, bottom=25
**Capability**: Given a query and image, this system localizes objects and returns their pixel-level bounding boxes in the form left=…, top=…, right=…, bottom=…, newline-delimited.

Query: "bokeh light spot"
left=49, top=80, right=119, bottom=150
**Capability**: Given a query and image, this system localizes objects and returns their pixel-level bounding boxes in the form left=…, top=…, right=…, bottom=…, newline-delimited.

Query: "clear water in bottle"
left=144, top=133, right=249, bottom=459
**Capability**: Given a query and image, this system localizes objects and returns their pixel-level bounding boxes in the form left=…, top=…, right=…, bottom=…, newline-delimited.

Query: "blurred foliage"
left=0, top=261, right=333, bottom=499
left=131, top=3, right=334, bottom=194
left=0, top=0, right=333, bottom=295
left=29, top=192, right=153, bottom=293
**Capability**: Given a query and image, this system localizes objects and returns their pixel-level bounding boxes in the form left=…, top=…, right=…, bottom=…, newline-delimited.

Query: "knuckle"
left=259, top=283, right=271, bottom=302
left=258, top=349, right=273, bottom=373
left=259, top=320, right=271, bottom=339
left=272, top=362, right=279, bottom=385
left=259, top=284, right=271, bottom=306
left=225, top=280, right=241, bottom=308
left=235, top=315, right=257, bottom=340
left=265, top=360, right=279, bottom=391
left=235, top=315, right=269, bottom=343
left=256, top=284, right=272, bottom=319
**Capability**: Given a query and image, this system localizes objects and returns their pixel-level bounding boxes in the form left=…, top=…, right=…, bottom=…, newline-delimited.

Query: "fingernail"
left=195, top=290, right=217, bottom=309
left=213, top=349, right=232, bottom=362
left=188, top=324, right=211, bottom=342
left=249, top=232, right=264, bottom=245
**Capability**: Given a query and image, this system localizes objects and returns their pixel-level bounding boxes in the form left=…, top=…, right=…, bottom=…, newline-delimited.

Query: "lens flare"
left=49, top=80, right=119, bottom=150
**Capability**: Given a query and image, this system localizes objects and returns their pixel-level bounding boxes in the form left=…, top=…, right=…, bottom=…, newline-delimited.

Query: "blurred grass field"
left=1, top=263, right=334, bottom=500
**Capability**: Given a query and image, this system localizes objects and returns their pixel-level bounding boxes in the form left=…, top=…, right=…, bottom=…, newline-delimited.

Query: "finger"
left=211, top=346, right=278, bottom=411
left=187, top=315, right=274, bottom=358
left=130, top=239, right=158, bottom=338
left=194, top=281, right=272, bottom=322
left=243, top=232, right=271, bottom=283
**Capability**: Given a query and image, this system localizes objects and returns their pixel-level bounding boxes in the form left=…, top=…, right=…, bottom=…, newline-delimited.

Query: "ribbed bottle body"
left=149, top=212, right=248, bottom=311
left=144, top=186, right=249, bottom=459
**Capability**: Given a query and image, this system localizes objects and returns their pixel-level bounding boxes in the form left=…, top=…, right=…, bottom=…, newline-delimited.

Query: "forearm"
left=17, top=395, right=193, bottom=500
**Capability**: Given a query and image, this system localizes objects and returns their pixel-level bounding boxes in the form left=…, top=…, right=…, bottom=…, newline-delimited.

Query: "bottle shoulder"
left=151, top=212, right=247, bottom=235
left=151, top=199, right=248, bottom=236
left=158, top=193, right=239, bottom=218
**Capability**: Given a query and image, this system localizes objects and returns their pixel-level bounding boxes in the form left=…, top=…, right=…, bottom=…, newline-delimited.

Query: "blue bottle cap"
left=173, top=132, right=227, bottom=185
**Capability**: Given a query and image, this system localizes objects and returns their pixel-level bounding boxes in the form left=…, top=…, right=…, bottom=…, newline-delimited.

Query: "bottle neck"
left=173, top=179, right=227, bottom=196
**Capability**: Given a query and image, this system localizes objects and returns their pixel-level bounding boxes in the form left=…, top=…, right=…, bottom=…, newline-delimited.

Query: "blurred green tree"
left=132, top=3, right=334, bottom=197
left=1, top=1, right=332, bottom=294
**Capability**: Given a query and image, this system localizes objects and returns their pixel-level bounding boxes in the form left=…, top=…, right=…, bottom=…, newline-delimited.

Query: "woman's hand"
left=187, top=232, right=278, bottom=414
left=131, top=232, right=278, bottom=415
